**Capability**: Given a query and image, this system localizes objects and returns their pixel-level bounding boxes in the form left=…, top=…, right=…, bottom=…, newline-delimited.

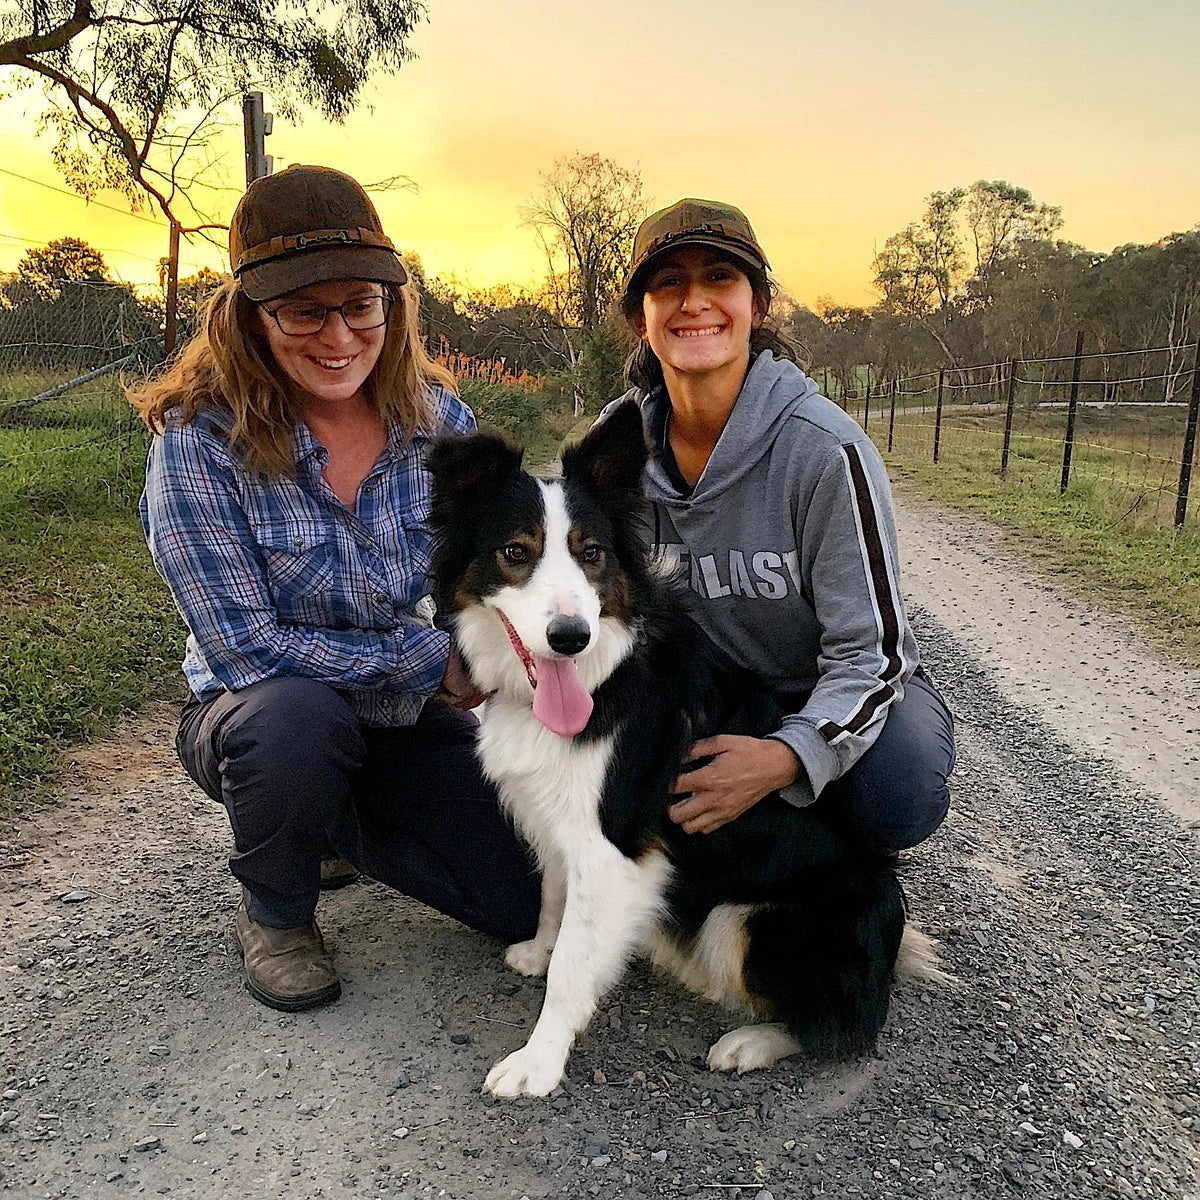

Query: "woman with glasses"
left=131, top=165, right=539, bottom=1013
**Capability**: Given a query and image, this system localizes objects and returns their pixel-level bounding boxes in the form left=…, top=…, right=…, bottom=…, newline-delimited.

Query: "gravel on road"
left=1, top=501, right=1198, bottom=1200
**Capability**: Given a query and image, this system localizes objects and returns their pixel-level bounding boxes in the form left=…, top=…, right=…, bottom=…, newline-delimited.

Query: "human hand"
left=667, top=735, right=801, bottom=834
left=435, top=642, right=489, bottom=710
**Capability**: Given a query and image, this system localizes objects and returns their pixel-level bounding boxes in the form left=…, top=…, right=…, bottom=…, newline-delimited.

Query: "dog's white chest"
left=476, top=703, right=615, bottom=851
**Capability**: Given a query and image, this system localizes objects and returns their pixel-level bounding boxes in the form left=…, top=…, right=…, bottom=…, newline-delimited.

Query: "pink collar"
left=495, top=608, right=537, bottom=691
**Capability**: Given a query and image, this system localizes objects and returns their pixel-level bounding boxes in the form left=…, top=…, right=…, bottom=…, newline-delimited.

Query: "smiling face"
left=635, top=247, right=764, bottom=385
left=256, top=279, right=389, bottom=409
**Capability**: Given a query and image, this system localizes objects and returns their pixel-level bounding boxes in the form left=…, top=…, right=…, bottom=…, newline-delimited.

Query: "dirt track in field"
left=1, top=496, right=1197, bottom=1200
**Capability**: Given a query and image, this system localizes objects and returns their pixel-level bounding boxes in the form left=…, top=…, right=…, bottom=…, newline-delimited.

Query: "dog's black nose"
left=546, top=615, right=591, bottom=657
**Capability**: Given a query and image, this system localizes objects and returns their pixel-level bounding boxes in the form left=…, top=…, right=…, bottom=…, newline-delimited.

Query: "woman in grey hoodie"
left=611, top=198, right=955, bottom=849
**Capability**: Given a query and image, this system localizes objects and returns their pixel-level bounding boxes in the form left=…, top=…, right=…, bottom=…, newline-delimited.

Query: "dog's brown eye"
left=580, top=545, right=603, bottom=564
left=502, top=544, right=529, bottom=564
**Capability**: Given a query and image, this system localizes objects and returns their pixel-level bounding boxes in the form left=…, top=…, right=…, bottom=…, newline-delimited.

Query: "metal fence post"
left=933, top=369, right=945, bottom=463
left=864, top=381, right=871, bottom=431
left=1176, top=342, right=1200, bottom=527
left=887, top=378, right=897, bottom=452
left=1060, top=330, right=1085, bottom=494
left=1000, top=358, right=1018, bottom=477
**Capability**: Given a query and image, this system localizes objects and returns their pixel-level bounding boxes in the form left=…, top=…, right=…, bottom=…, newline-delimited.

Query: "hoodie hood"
left=638, top=351, right=821, bottom=506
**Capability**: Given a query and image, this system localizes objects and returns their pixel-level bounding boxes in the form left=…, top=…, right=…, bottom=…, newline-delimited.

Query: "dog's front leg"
left=504, top=850, right=566, bottom=978
left=484, top=846, right=669, bottom=1099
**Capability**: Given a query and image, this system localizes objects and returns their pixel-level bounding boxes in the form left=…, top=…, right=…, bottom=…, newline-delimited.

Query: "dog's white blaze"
left=476, top=481, right=602, bottom=660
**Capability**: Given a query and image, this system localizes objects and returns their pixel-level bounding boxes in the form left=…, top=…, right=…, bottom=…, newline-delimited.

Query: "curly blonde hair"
left=129, top=276, right=456, bottom=477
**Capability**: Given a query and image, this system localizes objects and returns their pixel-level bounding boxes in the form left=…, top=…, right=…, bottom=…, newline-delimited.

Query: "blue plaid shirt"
left=140, top=387, right=474, bottom=726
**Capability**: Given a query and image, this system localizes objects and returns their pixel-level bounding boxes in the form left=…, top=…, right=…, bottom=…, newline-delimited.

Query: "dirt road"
left=1, top=498, right=1197, bottom=1199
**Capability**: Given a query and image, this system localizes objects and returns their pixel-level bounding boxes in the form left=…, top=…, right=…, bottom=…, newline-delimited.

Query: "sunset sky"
left=1, top=0, right=1198, bottom=307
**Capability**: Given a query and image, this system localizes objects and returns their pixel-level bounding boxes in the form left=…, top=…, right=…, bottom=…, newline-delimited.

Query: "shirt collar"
left=292, top=414, right=420, bottom=471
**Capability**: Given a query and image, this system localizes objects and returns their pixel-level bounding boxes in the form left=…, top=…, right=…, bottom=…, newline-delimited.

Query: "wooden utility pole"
left=243, top=93, right=273, bottom=185
left=163, top=220, right=181, bottom=359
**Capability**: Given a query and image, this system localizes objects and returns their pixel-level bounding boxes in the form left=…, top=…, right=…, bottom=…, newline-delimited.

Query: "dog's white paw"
left=706, top=1023, right=802, bottom=1074
left=504, top=939, right=553, bottom=978
left=482, top=1045, right=565, bottom=1099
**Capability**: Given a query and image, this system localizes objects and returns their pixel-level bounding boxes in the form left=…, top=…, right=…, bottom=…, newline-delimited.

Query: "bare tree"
left=521, top=153, right=646, bottom=335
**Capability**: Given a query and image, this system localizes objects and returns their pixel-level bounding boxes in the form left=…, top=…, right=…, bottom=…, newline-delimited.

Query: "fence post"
left=1059, top=329, right=1085, bottom=494
left=1000, top=357, right=1018, bottom=476
left=933, top=369, right=945, bottom=463
left=1176, top=342, right=1200, bottom=527
left=887, top=378, right=897, bottom=452
left=822, top=367, right=829, bottom=398
left=864, top=381, right=871, bottom=432
left=163, top=220, right=181, bottom=359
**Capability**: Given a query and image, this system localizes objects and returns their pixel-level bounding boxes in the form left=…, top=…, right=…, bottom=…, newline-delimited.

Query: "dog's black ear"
left=427, top=433, right=525, bottom=508
left=561, top=401, right=648, bottom=509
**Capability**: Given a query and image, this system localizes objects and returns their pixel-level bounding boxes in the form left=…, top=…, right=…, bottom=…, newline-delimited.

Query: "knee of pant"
left=220, top=677, right=364, bottom=782
left=864, top=773, right=951, bottom=852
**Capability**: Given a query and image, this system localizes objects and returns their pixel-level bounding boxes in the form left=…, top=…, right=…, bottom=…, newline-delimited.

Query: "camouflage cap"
left=230, top=164, right=408, bottom=302
left=620, top=198, right=770, bottom=317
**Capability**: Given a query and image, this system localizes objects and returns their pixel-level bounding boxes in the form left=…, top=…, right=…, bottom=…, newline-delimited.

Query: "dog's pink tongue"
left=531, top=655, right=593, bottom=737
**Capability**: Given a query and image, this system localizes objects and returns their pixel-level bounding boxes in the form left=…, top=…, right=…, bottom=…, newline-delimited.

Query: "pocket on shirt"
left=254, top=522, right=336, bottom=624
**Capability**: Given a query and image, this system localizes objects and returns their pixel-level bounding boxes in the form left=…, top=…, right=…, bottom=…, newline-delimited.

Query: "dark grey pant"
left=178, top=668, right=952, bottom=934
left=176, top=677, right=542, bottom=938
left=829, top=667, right=955, bottom=850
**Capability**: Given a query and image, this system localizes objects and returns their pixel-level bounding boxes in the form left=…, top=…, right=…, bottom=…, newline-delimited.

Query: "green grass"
left=0, top=394, right=185, bottom=819
left=874, top=407, right=1200, bottom=664
left=0, top=373, right=573, bottom=820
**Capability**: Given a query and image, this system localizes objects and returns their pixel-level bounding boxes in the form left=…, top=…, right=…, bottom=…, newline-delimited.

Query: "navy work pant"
left=176, top=678, right=542, bottom=938
left=177, top=668, right=952, bottom=934
left=828, top=666, right=955, bottom=850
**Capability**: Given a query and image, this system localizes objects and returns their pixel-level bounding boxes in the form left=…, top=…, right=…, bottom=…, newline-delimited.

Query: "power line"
left=0, top=231, right=166, bottom=267
left=0, top=167, right=164, bottom=226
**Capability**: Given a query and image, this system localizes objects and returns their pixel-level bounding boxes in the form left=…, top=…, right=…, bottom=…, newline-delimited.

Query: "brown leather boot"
left=319, top=852, right=360, bottom=890
left=233, top=903, right=341, bottom=1012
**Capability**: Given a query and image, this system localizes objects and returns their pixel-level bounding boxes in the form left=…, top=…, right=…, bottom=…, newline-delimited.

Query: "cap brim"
left=620, top=235, right=769, bottom=315
left=238, top=245, right=409, bottom=302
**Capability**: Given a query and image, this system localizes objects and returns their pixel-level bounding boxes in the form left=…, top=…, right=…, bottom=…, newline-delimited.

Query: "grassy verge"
left=0, top=374, right=576, bottom=821
left=877, top=410, right=1200, bottom=664
left=0, top=413, right=186, bottom=820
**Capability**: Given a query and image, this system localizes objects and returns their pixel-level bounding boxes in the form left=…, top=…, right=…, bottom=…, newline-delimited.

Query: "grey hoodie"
left=612, top=351, right=920, bottom=808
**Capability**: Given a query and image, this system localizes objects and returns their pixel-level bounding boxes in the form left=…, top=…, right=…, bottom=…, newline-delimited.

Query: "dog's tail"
left=896, top=925, right=960, bottom=989
left=743, top=868, right=906, bottom=1060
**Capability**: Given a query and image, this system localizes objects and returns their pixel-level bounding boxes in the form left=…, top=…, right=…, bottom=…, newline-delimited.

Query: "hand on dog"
left=668, top=736, right=801, bottom=834
left=435, top=642, right=489, bottom=710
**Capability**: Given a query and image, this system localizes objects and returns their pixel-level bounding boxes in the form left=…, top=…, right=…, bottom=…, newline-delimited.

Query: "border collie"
left=428, top=401, right=915, bottom=1099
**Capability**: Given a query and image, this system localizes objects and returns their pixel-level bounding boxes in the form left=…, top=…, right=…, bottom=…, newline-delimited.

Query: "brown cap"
left=229, top=164, right=408, bottom=302
left=620, top=198, right=770, bottom=317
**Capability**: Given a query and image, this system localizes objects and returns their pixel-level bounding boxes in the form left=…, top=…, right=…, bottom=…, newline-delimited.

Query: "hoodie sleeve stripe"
left=817, top=441, right=909, bottom=745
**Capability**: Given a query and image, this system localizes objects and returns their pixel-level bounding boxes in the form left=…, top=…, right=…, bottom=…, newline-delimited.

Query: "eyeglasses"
left=263, top=294, right=393, bottom=337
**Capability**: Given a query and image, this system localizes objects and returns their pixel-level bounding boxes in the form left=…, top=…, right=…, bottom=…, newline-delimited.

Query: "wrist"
left=762, top=737, right=801, bottom=791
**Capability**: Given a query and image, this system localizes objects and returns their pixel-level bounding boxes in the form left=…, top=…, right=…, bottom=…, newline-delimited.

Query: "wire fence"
left=3, top=285, right=1198, bottom=532
left=0, top=277, right=220, bottom=445
left=818, top=335, right=1200, bottom=531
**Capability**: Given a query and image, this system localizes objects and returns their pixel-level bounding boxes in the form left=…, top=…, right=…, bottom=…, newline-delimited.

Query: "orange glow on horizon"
left=1, top=0, right=1197, bottom=309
